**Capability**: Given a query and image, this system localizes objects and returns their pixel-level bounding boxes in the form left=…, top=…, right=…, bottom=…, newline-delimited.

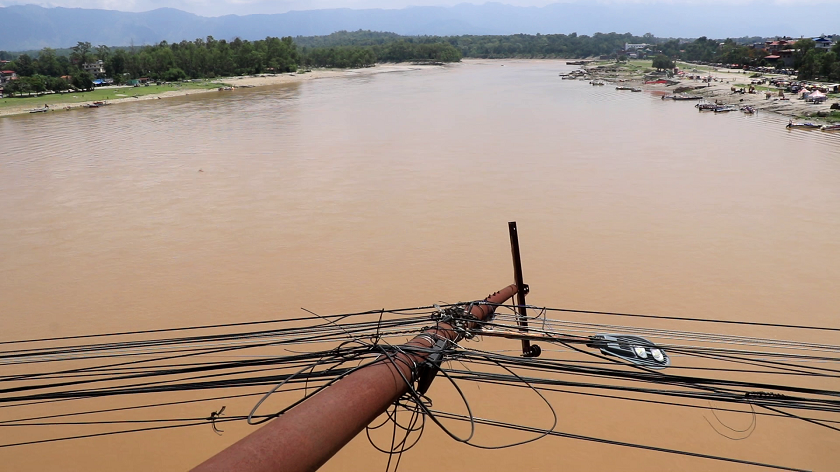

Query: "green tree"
left=793, top=38, right=816, bottom=70
left=27, top=75, right=48, bottom=94
left=71, top=41, right=93, bottom=65
left=652, top=54, right=675, bottom=70
left=162, top=67, right=187, bottom=81
left=36, top=48, right=63, bottom=77
left=797, top=49, right=821, bottom=80
left=71, top=70, right=94, bottom=90
left=105, top=49, right=128, bottom=78
left=48, top=76, right=70, bottom=93
left=3, top=78, right=22, bottom=96
left=10, top=54, right=35, bottom=76
left=96, top=45, right=111, bottom=62
left=820, top=51, right=837, bottom=80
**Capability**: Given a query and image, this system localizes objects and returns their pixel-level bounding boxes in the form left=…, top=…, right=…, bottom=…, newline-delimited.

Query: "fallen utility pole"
left=191, top=284, right=519, bottom=472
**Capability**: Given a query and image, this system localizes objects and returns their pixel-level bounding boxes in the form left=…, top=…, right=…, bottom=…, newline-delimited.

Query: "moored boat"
left=630, top=88, right=642, bottom=92
left=821, top=124, right=840, bottom=131
left=29, top=107, right=50, bottom=113
left=713, top=105, right=738, bottom=113
left=696, top=102, right=717, bottom=111
left=786, top=121, right=821, bottom=129
left=740, top=106, right=756, bottom=114
left=616, top=86, right=633, bottom=91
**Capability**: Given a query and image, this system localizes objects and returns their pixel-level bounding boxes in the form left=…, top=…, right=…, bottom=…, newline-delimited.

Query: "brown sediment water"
left=0, top=59, right=838, bottom=471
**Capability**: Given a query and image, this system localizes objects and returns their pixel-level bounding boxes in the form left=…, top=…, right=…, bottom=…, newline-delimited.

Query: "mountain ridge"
left=1, top=3, right=837, bottom=51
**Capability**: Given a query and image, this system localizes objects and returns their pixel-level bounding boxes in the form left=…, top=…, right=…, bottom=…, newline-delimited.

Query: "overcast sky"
left=0, top=0, right=834, bottom=17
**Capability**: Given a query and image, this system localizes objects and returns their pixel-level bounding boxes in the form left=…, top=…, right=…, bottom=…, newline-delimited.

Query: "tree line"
left=298, top=31, right=840, bottom=80
left=788, top=39, right=840, bottom=81
left=0, top=35, right=460, bottom=97
left=295, top=31, right=652, bottom=59
left=3, top=32, right=840, bottom=97
left=658, top=36, right=840, bottom=80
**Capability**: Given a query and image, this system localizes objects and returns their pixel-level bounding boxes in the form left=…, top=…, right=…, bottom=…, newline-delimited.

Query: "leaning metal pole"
left=191, top=284, right=519, bottom=472
left=509, top=221, right=540, bottom=358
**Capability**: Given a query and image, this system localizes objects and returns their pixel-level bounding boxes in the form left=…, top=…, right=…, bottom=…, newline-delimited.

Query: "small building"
left=764, top=40, right=792, bottom=55
left=625, top=43, right=648, bottom=51
left=778, top=49, right=795, bottom=68
left=814, top=36, right=834, bottom=50
left=83, top=60, right=105, bottom=76
left=0, top=70, right=17, bottom=85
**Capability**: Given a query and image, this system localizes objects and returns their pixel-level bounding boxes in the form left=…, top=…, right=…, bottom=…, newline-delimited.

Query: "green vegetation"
left=652, top=54, right=675, bottom=70
left=790, top=39, right=840, bottom=81
left=662, top=37, right=840, bottom=81
left=3, top=31, right=840, bottom=104
left=0, top=82, right=221, bottom=109
left=797, top=111, right=840, bottom=123
left=732, top=83, right=775, bottom=92
left=296, top=31, right=651, bottom=59
left=659, top=37, right=765, bottom=65
left=0, top=35, right=461, bottom=99
left=675, top=62, right=715, bottom=72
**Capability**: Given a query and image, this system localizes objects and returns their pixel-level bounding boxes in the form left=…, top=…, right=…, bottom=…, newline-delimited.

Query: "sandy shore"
left=584, top=62, right=838, bottom=121
left=0, top=63, right=437, bottom=118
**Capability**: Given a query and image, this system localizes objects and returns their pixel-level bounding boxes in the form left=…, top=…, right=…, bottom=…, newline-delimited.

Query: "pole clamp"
left=415, top=337, right=450, bottom=395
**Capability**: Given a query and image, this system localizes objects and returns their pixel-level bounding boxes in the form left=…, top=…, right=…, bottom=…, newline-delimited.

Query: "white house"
left=813, top=36, right=834, bottom=50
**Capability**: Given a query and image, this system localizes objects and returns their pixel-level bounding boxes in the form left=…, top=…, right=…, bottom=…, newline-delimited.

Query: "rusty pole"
left=191, top=284, right=519, bottom=472
left=508, top=222, right=540, bottom=358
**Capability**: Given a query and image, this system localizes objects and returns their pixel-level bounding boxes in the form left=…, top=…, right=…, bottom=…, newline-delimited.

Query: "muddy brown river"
left=1, top=60, right=838, bottom=471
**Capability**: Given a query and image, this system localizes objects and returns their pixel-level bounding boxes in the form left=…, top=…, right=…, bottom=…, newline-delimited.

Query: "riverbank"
left=0, top=63, right=437, bottom=118
left=583, top=60, right=840, bottom=123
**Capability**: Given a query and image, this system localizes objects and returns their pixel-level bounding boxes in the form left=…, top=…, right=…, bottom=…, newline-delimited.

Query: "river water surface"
left=1, top=60, right=839, bottom=471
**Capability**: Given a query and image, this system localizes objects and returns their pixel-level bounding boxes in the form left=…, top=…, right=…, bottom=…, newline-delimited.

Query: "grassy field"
left=676, top=62, right=715, bottom=72
left=625, top=60, right=654, bottom=73
left=591, top=59, right=651, bottom=69
left=732, top=83, right=777, bottom=92
left=0, top=82, right=226, bottom=109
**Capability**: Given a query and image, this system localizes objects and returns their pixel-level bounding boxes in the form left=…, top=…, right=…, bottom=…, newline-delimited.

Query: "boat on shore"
left=559, top=71, right=588, bottom=80
left=786, top=121, right=821, bottom=129
left=29, top=107, right=50, bottom=113
left=590, top=80, right=605, bottom=86
left=663, top=94, right=702, bottom=100
left=713, top=105, right=739, bottom=113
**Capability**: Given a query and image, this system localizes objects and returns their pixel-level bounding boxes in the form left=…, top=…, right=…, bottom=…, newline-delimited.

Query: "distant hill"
left=1, top=3, right=838, bottom=51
